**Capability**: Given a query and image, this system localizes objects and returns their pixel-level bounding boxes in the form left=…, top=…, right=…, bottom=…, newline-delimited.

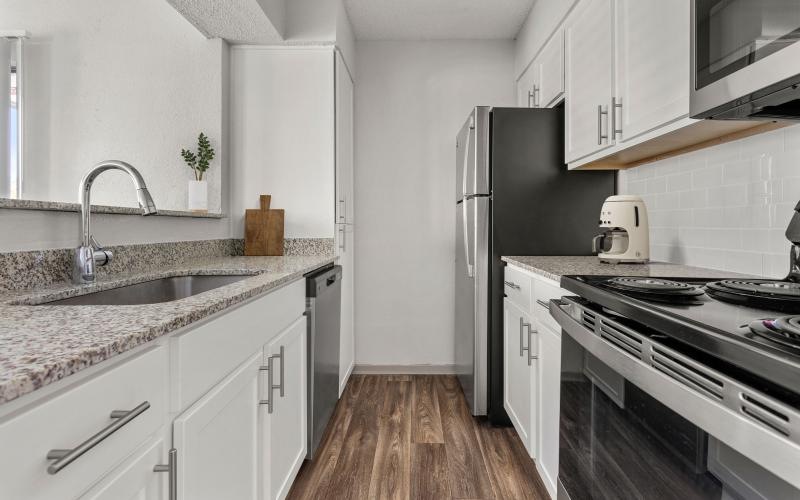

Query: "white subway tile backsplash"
left=619, top=124, right=800, bottom=277
left=692, top=165, right=723, bottom=189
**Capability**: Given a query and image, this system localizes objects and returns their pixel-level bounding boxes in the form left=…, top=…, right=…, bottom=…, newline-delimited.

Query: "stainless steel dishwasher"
left=305, top=264, right=342, bottom=459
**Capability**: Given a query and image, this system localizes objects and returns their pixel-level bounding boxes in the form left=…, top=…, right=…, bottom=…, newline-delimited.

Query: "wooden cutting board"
left=244, top=195, right=284, bottom=256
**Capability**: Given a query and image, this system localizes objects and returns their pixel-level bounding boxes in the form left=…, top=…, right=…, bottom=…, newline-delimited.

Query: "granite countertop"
left=502, top=256, right=749, bottom=283
left=0, top=254, right=335, bottom=405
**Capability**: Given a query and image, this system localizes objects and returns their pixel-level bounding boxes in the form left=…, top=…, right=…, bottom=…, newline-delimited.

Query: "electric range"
left=551, top=274, right=800, bottom=500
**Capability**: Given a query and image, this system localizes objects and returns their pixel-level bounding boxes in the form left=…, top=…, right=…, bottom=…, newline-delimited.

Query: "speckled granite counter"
left=0, top=255, right=335, bottom=405
left=502, top=256, right=749, bottom=283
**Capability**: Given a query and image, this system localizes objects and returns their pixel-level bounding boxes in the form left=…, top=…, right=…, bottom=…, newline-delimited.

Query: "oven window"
left=557, top=333, right=799, bottom=500
left=695, top=0, right=800, bottom=89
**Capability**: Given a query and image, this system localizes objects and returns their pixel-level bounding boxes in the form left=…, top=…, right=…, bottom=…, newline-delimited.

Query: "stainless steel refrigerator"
left=455, top=106, right=615, bottom=424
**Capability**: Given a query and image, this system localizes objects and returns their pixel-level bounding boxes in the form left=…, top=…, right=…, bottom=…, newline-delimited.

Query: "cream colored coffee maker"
left=592, top=195, right=649, bottom=264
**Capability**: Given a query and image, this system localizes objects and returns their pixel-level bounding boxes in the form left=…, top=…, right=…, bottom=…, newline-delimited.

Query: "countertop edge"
left=0, top=256, right=335, bottom=406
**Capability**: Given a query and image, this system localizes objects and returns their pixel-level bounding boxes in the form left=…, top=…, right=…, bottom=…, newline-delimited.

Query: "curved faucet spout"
left=74, top=160, right=157, bottom=283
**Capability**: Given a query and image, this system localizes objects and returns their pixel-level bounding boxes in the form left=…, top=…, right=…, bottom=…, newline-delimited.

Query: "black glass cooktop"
left=561, top=275, right=800, bottom=395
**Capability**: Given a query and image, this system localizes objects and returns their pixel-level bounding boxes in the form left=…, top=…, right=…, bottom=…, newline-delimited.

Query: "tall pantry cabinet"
left=231, top=46, right=356, bottom=394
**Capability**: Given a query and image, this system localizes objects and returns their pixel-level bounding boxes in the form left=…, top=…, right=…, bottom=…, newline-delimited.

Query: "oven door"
left=690, top=0, right=800, bottom=118
left=551, top=298, right=800, bottom=500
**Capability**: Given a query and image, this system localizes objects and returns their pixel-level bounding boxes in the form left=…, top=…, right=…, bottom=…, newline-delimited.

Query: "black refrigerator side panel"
left=486, top=107, right=616, bottom=424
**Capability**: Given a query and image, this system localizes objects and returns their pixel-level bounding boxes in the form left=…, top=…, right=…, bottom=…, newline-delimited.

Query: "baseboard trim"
left=339, top=360, right=355, bottom=396
left=352, top=364, right=458, bottom=375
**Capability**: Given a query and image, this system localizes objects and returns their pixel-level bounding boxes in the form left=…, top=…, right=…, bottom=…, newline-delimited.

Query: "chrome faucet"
left=73, top=160, right=157, bottom=284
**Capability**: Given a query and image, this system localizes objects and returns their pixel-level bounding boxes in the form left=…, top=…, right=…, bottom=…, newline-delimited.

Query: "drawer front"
left=173, top=279, right=305, bottom=411
left=0, top=345, right=168, bottom=500
left=533, top=276, right=568, bottom=335
left=504, top=266, right=532, bottom=312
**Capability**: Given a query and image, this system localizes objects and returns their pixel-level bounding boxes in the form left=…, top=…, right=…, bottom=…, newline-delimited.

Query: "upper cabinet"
left=565, top=0, right=615, bottom=163
left=614, top=0, right=690, bottom=142
left=516, top=29, right=565, bottom=109
left=538, top=30, right=565, bottom=108
left=516, top=61, right=539, bottom=108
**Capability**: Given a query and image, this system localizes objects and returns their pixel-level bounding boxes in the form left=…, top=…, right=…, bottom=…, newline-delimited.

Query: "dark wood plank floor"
left=288, top=375, right=550, bottom=500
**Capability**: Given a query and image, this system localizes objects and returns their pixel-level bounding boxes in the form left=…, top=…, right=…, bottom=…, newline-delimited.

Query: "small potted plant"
left=181, top=132, right=215, bottom=213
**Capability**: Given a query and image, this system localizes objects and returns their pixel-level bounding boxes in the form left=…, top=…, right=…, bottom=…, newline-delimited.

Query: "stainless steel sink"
left=41, top=274, right=252, bottom=306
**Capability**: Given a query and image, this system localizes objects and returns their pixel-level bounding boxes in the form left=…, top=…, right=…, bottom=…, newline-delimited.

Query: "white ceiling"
left=343, top=0, right=536, bottom=40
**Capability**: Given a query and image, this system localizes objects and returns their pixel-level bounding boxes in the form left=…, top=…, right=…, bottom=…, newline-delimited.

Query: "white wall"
left=514, top=0, right=578, bottom=79
left=618, top=125, right=800, bottom=278
left=354, top=40, right=515, bottom=368
left=2, top=0, right=226, bottom=213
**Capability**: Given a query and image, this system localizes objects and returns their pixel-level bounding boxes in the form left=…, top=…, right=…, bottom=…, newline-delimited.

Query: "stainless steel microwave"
left=691, top=0, right=800, bottom=120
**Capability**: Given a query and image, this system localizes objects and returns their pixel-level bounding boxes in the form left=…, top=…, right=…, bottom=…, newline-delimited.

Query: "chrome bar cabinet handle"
left=153, top=448, right=177, bottom=500
left=525, top=323, right=538, bottom=366
left=338, top=225, right=346, bottom=252
left=536, top=299, right=550, bottom=311
left=339, top=199, right=346, bottom=221
left=259, top=345, right=284, bottom=414
left=612, top=97, right=623, bottom=140
left=533, top=85, right=540, bottom=108
left=504, top=280, right=520, bottom=291
left=46, top=401, right=150, bottom=475
left=597, top=105, right=608, bottom=145
left=520, top=317, right=533, bottom=359
left=527, top=90, right=534, bottom=108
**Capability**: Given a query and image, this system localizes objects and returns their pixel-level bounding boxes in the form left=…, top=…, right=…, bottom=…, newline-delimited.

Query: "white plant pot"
left=188, top=180, right=208, bottom=213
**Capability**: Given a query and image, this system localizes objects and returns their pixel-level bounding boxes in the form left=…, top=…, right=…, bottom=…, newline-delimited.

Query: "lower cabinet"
left=504, top=265, right=567, bottom=499
left=173, top=352, right=263, bottom=500
left=503, top=298, right=538, bottom=458
left=263, top=316, right=308, bottom=500
left=80, top=436, right=169, bottom=500
left=536, top=321, right=561, bottom=496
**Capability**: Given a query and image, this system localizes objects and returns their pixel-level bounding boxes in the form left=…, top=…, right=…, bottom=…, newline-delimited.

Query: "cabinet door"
left=338, top=224, right=355, bottom=394
left=503, top=299, right=535, bottom=456
left=538, top=30, right=565, bottom=108
left=615, top=0, right=689, bottom=142
left=516, top=61, right=539, bottom=108
left=173, top=352, right=262, bottom=500
left=80, top=437, right=168, bottom=500
left=264, top=316, right=307, bottom=500
left=537, top=322, right=561, bottom=499
left=565, top=0, right=615, bottom=162
left=335, top=51, right=354, bottom=225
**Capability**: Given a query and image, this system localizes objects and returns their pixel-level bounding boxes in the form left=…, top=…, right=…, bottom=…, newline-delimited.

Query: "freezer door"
left=455, top=196, right=489, bottom=416
left=456, top=107, right=491, bottom=201
left=456, top=113, right=474, bottom=202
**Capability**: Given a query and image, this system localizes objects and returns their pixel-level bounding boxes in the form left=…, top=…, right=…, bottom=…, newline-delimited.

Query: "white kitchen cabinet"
left=538, top=29, right=565, bottom=108
left=516, top=60, right=539, bottom=108
left=335, top=48, right=355, bottom=394
left=565, top=0, right=615, bottom=163
left=0, top=345, right=169, bottom=500
left=536, top=320, right=561, bottom=499
left=503, top=298, right=537, bottom=458
left=614, top=0, right=690, bottom=142
left=173, top=352, right=263, bottom=500
left=337, top=223, right=355, bottom=394
left=263, top=316, right=308, bottom=500
left=80, top=436, right=168, bottom=500
left=336, top=51, right=355, bottom=226
left=504, top=265, right=568, bottom=499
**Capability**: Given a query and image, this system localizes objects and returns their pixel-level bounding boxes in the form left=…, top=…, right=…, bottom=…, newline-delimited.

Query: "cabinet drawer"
left=504, top=266, right=532, bottom=311
left=533, top=277, right=568, bottom=335
left=0, top=345, right=168, bottom=500
left=173, top=279, right=305, bottom=412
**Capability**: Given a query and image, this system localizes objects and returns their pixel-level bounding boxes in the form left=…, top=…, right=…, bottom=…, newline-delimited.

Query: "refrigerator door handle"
left=462, top=199, right=474, bottom=278
left=461, top=116, right=473, bottom=198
